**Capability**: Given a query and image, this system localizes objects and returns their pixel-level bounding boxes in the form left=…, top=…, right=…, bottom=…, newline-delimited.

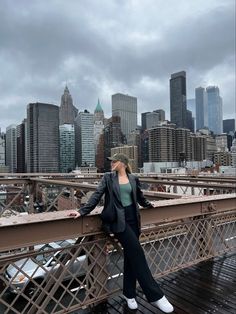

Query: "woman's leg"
left=123, top=251, right=137, bottom=298
left=115, top=223, right=164, bottom=302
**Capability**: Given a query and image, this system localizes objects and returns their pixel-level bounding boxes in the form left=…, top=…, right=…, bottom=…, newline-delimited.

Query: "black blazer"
left=78, top=172, right=153, bottom=233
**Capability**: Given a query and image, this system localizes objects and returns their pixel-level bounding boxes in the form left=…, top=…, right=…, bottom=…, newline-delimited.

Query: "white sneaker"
left=123, top=295, right=138, bottom=310
left=154, top=296, right=174, bottom=313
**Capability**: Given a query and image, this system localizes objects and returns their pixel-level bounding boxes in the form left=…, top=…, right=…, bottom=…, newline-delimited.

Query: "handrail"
left=1, top=194, right=235, bottom=253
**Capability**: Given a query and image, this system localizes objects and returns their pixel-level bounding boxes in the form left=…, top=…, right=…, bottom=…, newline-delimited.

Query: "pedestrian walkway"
left=78, top=253, right=236, bottom=314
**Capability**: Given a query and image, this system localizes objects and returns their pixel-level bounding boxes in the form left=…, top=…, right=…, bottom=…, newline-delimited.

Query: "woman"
left=69, top=153, right=174, bottom=313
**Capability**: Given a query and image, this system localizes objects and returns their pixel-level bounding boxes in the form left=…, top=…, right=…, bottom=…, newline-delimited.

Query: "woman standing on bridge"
left=69, top=153, right=174, bottom=313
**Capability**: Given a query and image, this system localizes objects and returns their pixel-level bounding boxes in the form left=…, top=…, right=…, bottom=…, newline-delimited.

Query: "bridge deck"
left=78, top=253, right=236, bottom=314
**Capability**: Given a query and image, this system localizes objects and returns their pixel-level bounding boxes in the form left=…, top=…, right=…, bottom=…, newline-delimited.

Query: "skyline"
left=0, top=0, right=235, bottom=130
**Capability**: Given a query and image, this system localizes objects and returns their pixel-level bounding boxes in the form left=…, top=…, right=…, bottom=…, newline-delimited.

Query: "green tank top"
left=119, top=182, right=133, bottom=207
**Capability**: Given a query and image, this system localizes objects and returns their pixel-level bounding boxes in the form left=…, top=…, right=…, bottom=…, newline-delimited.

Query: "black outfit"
left=79, top=171, right=164, bottom=302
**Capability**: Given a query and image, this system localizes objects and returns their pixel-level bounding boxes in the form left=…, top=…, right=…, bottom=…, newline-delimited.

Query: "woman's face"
left=111, top=160, right=125, bottom=172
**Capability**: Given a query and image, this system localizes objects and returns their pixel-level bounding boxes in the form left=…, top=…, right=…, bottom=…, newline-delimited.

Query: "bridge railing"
left=0, top=174, right=235, bottom=217
left=0, top=194, right=235, bottom=313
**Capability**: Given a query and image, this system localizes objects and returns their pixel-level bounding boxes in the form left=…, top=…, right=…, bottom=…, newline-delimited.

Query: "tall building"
left=216, top=134, right=229, bottom=152
left=94, top=99, right=104, bottom=152
left=195, top=87, right=208, bottom=130
left=223, top=119, right=235, bottom=135
left=186, top=110, right=194, bottom=132
left=141, top=130, right=149, bottom=164
left=111, top=145, right=138, bottom=172
left=146, top=112, right=160, bottom=129
left=59, top=86, right=78, bottom=125
left=154, top=109, right=165, bottom=121
left=94, top=99, right=104, bottom=122
left=207, top=86, right=223, bottom=135
left=112, top=93, right=137, bottom=138
left=17, top=120, right=26, bottom=172
left=104, top=116, right=124, bottom=171
left=214, top=152, right=232, bottom=166
left=231, top=139, right=236, bottom=167
left=27, top=103, right=59, bottom=173
left=96, top=133, right=105, bottom=173
left=175, top=128, right=191, bottom=163
left=197, top=129, right=217, bottom=161
left=0, top=131, right=5, bottom=167
left=141, top=112, right=151, bottom=130
left=190, top=134, right=206, bottom=161
left=187, top=98, right=196, bottom=117
left=149, top=126, right=176, bottom=162
left=170, top=71, right=187, bottom=128
left=59, top=124, right=75, bottom=172
left=94, top=99, right=105, bottom=171
left=75, top=110, right=95, bottom=167
left=6, top=125, right=17, bottom=173
left=127, top=128, right=142, bottom=169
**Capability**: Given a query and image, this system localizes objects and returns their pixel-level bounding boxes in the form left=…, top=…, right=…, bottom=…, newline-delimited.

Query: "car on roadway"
left=4, top=240, right=87, bottom=297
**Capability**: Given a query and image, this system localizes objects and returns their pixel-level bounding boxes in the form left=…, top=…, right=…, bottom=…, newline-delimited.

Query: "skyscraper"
left=195, top=87, right=208, bottom=130
left=141, top=112, right=151, bottom=130
left=231, top=139, right=236, bottom=167
left=104, top=116, right=124, bottom=171
left=146, top=112, right=160, bottom=129
left=94, top=99, right=104, bottom=152
left=127, top=128, right=142, bottom=169
left=154, top=109, right=165, bottom=121
left=75, top=110, right=95, bottom=167
left=112, top=93, right=137, bottom=138
left=94, top=99, right=104, bottom=122
left=94, top=99, right=105, bottom=170
left=175, top=128, right=191, bottom=163
left=190, top=134, right=206, bottom=161
left=6, top=125, right=17, bottom=173
left=207, top=86, right=223, bottom=135
left=186, top=110, right=194, bottom=132
left=0, top=131, right=6, bottom=168
left=17, top=120, right=26, bottom=173
left=223, top=119, right=235, bottom=135
left=149, top=126, right=176, bottom=162
left=27, top=103, right=59, bottom=173
left=170, top=71, right=187, bottom=128
left=59, top=86, right=78, bottom=125
left=59, top=124, right=75, bottom=172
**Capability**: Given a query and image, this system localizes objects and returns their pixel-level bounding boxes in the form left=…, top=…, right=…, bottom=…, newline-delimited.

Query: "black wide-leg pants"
left=114, top=204, right=164, bottom=302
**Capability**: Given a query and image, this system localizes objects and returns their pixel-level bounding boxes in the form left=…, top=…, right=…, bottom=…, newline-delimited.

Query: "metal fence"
left=0, top=194, right=235, bottom=313
left=0, top=174, right=235, bottom=217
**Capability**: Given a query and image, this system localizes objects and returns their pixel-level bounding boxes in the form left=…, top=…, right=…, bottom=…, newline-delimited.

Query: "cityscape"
left=0, top=1, right=235, bottom=313
left=0, top=70, right=235, bottom=175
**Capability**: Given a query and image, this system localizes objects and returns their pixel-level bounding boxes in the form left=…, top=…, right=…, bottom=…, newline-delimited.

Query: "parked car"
left=5, top=240, right=87, bottom=297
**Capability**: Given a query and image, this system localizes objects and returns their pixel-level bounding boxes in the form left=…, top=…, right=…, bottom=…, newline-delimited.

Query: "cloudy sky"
left=0, top=0, right=235, bottom=131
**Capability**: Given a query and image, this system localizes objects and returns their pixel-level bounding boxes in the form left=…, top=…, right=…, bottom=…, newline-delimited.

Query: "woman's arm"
left=136, top=177, right=154, bottom=208
left=68, top=174, right=108, bottom=218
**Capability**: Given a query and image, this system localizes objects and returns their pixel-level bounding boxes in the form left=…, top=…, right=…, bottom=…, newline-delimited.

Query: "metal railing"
left=0, top=194, right=235, bottom=313
left=0, top=174, right=235, bottom=217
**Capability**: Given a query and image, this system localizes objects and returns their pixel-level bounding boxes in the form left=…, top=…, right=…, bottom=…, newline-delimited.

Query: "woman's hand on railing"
left=68, top=210, right=81, bottom=219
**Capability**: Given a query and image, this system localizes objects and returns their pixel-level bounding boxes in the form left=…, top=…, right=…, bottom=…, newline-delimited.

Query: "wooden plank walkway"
left=78, top=253, right=236, bottom=314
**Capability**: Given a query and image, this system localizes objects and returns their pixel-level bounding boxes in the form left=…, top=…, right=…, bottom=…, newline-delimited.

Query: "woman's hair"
left=126, top=163, right=132, bottom=174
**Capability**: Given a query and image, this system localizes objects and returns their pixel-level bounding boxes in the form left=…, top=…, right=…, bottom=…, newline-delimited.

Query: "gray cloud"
left=0, top=0, right=235, bottom=130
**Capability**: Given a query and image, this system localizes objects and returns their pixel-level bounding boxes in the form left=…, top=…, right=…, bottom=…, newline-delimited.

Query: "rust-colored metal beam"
left=29, top=177, right=236, bottom=191
left=29, top=178, right=181, bottom=199
left=0, top=194, right=235, bottom=253
left=140, top=175, right=236, bottom=184
left=140, top=178, right=236, bottom=189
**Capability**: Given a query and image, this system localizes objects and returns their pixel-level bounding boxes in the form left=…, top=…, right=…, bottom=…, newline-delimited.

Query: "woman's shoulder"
left=128, top=173, right=138, bottom=180
left=103, top=172, right=114, bottom=179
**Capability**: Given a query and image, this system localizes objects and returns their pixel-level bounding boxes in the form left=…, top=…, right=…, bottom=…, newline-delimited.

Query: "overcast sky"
left=0, top=0, right=235, bottom=131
